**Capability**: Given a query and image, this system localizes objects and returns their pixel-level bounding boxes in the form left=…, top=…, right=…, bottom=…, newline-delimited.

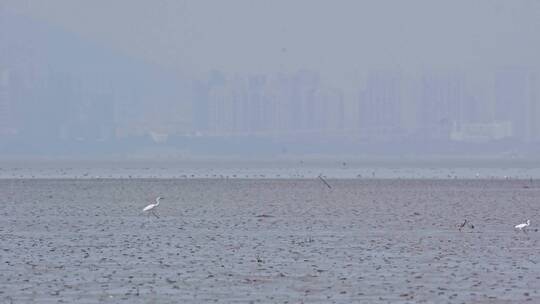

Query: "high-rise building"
left=279, top=70, right=318, bottom=134
left=266, top=73, right=294, bottom=136
left=208, top=76, right=247, bottom=136
left=0, top=68, right=16, bottom=136
left=417, top=71, right=468, bottom=140
left=358, top=70, right=403, bottom=140
left=208, top=74, right=278, bottom=137
left=494, top=68, right=538, bottom=142
left=246, top=74, right=268, bottom=135
left=208, top=84, right=229, bottom=135
left=312, top=88, right=345, bottom=135
left=531, top=72, right=540, bottom=142
left=206, top=70, right=345, bottom=139
left=192, top=70, right=226, bottom=134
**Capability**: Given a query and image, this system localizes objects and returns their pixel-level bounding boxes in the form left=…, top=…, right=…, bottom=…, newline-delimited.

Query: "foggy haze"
left=1, top=0, right=540, bottom=159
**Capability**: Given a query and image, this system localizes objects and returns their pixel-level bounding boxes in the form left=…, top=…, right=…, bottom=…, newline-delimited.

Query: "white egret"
left=142, top=196, right=164, bottom=218
left=514, top=219, right=530, bottom=231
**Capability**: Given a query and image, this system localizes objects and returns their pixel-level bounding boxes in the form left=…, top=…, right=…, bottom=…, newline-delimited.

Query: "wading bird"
left=459, top=219, right=468, bottom=232
left=142, top=196, right=164, bottom=218
left=514, top=219, right=530, bottom=231
left=458, top=219, right=474, bottom=232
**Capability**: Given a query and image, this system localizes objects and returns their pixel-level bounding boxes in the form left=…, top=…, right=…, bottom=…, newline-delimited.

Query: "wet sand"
left=1, top=179, right=539, bottom=303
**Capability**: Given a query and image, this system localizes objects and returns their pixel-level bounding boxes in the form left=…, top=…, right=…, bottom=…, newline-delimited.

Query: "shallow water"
left=1, top=179, right=539, bottom=303
left=2, top=159, right=540, bottom=179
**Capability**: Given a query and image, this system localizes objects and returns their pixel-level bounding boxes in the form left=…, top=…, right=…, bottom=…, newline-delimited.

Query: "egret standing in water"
left=514, top=219, right=530, bottom=232
left=458, top=219, right=474, bottom=232
left=142, top=196, right=164, bottom=218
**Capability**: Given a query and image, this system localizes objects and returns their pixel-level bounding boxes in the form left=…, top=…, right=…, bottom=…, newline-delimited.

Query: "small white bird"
left=142, top=196, right=164, bottom=218
left=514, top=219, right=530, bottom=231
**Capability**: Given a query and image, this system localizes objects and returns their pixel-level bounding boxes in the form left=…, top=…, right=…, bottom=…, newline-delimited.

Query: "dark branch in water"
left=318, top=174, right=332, bottom=189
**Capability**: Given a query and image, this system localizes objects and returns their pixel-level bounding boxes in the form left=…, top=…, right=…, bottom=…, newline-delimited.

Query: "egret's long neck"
left=155, top=197, right=161, bottom=206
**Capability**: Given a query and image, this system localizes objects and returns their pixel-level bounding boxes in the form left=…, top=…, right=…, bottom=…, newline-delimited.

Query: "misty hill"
left=0, top=11, right=190, bottom=147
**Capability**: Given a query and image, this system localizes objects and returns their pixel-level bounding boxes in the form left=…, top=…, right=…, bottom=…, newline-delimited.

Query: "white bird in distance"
left=142, top=196, right=164, bottom=218
left=514, top=219, right=530, bottom=231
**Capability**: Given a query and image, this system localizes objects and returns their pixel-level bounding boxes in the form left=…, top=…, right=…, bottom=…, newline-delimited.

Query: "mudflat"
left=1, top=179, right=539, bottom=303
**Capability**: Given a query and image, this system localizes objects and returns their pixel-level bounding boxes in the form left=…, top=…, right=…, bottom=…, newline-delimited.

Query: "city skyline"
left=1, top=1, right=540, bottom=157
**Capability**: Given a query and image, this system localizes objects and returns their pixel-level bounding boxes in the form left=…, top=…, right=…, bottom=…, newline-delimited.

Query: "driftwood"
left=318, top=174, right=332, bottom=189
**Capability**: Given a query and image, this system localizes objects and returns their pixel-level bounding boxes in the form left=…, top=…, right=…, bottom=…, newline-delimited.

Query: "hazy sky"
left=5, top=0, right=540, bottom=86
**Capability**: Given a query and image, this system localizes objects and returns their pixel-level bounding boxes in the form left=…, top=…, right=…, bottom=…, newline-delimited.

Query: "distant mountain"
left=0, top=11, right=176, bottom=84
left=0, top=11, right=191, bottom=145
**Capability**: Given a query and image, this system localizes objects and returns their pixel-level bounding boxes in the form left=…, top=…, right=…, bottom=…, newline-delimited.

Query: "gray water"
left=1, top=178, right=539, bottom=303
left=1, top=159, right=540, bottom=179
